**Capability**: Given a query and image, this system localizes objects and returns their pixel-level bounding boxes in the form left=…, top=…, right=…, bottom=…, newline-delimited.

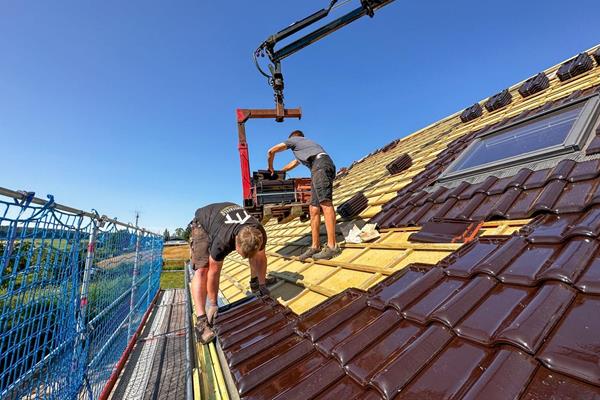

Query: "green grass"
left=160, top=271, right=185, bottom=289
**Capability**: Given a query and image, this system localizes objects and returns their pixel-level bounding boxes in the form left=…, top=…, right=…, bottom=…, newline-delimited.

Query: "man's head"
left=289, top=130, right=304, bottom=138
left=235, top=226, right=263, bottom=259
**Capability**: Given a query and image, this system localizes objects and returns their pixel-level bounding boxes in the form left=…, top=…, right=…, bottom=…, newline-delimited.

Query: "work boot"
left=313, top=244, right=342, bottom=260
left=258, top=284, right=271, bottom=297
left=194, top=316, right=215, bottom=345
left=298, top=246, right=321, bottom=262
left=206, top=304, right=218, bottom=326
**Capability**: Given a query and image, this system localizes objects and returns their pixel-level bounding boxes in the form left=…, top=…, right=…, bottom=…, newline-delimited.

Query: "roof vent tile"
left=518, top=73, right=550, bottom=98
left=485, top=89, right=512, bottom=112
left=556, top=53, right=594, bottom=82
left=460, top=103, right=483, bottom=123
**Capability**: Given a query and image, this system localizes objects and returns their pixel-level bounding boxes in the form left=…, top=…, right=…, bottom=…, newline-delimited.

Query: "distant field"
left=163, top=244, right=189, bottom=260
left=160, top=271, right=184, bottom=289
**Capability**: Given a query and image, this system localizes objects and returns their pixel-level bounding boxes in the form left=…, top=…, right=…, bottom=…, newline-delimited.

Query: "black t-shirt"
left=194, top=202, right=266, bottom=261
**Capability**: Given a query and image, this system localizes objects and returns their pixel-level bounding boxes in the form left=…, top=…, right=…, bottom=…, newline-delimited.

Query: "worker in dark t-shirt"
left=189, top=202, right=269, bottom=344
left=267, top=130, right=341, bottom=261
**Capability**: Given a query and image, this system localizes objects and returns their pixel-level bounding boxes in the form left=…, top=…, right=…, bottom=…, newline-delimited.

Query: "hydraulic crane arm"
left=254, top=0, right=396, bottom=119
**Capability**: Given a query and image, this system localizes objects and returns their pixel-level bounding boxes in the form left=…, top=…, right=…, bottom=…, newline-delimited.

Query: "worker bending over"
left=268, top=130, right=341, bottom=261
left=190, top=202, right=269, bottom=344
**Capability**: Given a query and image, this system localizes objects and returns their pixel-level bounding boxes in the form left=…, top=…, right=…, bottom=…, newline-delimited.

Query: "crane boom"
left=254, top=0, right=396, bottom=120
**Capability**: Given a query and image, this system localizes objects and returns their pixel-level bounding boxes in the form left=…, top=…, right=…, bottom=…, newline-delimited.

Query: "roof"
left=213, top=227, right=600, bottom=398
left=217, top=45, right=600, bottom=314
left=195, top=45, right=600, bottom=399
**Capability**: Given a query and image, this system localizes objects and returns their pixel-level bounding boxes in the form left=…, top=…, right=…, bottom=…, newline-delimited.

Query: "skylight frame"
left=438, top=95, right=600, bottom=183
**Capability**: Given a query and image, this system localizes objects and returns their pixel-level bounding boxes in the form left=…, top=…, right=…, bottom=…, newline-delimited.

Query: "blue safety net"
left=0, top=192, right=163, bottom=400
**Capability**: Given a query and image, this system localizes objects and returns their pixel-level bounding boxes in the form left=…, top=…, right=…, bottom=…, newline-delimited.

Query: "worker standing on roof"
left=268, top=130, right=341, bottom=261
left=189, top=202, right=270, bottom=344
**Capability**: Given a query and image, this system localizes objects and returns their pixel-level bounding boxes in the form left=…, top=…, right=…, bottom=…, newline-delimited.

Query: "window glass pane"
left=450, top=104, right=584, bottom=173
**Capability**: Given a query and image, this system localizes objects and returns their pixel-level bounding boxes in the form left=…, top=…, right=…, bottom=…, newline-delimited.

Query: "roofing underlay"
left=194, top=44, right=600, bottom=399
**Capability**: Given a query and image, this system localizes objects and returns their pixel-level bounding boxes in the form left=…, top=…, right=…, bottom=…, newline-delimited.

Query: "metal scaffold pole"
left=128, top=213, right=142, bottom=340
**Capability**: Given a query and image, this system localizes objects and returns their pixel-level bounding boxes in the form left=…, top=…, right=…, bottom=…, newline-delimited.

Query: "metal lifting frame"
left=236, top=108, right=302, bottom=201
left=254, top=0, right=396, bottom=118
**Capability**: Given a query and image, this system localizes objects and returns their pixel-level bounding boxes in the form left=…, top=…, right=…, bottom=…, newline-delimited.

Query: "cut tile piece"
left=538, top=295, right=600, bottom=385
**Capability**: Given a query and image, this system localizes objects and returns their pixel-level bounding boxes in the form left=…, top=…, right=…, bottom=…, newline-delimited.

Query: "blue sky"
left=1, top=1, right=599, bottom=233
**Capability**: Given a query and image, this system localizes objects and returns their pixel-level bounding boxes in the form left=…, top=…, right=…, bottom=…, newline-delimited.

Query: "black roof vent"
left=484, top=89, right=512, bottom=112
left=518, top=72, right=550, bottom=98
left=337, top=192, right=369, bottom=220
left=556, top=53, right=594, bottom=82
left=593, top=48, right=600, bottom=65
left=460, top=103, right=483, bottom=123
left=386, top=153, right=412, bottom=175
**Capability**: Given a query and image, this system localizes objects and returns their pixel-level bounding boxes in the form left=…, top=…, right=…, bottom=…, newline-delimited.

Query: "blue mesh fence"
left=0, top=190, right=163, bottom=400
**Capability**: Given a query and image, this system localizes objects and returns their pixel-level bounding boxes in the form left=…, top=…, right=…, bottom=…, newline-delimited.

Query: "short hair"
left=289, top=130, right=304, bottom=138
left=236, top=226, right=263, bottom=258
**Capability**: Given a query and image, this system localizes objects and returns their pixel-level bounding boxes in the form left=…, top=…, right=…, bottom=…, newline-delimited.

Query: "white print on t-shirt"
left=224, top=210, right=251, bottom=225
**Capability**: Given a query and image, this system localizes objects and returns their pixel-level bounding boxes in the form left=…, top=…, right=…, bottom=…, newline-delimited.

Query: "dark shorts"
left=190, top=224, right=209, bottom=270
left=310, top=155, right=336, bottom=207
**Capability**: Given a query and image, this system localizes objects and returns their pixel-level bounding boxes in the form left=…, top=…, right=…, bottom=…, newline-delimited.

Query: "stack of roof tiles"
left=214, top=207, right=600, bottom=398
left=337, top=192, right=369, bottom=220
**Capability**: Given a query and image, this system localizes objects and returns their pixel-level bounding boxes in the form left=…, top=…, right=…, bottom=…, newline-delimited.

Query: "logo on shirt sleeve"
left=224, top=210, right=251, bottom=225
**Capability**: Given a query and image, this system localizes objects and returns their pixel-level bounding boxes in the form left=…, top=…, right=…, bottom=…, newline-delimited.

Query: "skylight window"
left=439, top=96, right=600, bottom=182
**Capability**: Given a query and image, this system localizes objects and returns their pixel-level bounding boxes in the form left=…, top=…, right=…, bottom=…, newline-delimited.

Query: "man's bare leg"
left=320, top=201, right=337, bottom=248
left=192, top=268, right=208, bottom=317
left=310, top=204, right=321, bottom=248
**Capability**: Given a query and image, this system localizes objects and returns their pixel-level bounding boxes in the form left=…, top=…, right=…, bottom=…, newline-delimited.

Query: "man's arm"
left=248, top=249, right=268, bottom=285
left=281, top=159, right=300, bottom=172
left=267, top=142, right=288, bottom=174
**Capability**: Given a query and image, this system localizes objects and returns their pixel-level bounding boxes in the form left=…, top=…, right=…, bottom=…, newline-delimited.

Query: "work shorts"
left=190, top=224, right=210, bottom=270
left=310, top=155, right=336, bottom=207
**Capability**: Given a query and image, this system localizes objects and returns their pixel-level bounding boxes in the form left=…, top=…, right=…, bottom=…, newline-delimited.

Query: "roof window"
left=439, top=95, right=600, bottom=182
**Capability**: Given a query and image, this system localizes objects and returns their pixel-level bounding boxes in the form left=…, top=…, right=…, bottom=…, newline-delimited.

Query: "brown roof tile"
left=212, top=204, right=600, bottom=398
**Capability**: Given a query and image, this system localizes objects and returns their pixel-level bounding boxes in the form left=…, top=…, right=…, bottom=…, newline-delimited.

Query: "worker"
left=268, top=130, right=341, bottom=261
left=189, top=202, right=269, bottom=344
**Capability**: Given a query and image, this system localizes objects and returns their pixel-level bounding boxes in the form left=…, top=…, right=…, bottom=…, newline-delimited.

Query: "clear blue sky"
left=2, top=1, right=599, bottom=233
